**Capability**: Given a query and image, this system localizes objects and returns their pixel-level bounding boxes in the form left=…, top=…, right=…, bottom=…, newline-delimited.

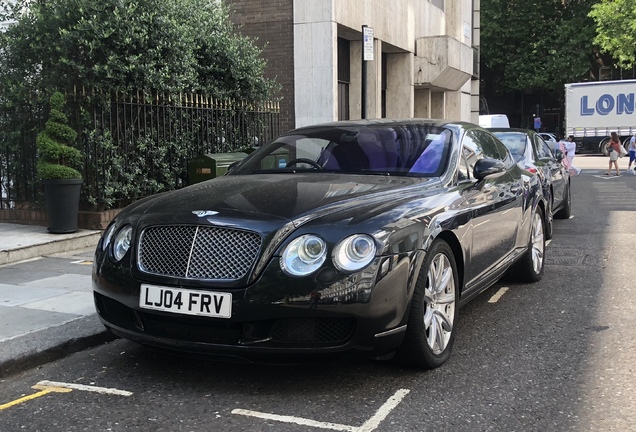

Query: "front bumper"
left=92, top=251, right=415, bottom=362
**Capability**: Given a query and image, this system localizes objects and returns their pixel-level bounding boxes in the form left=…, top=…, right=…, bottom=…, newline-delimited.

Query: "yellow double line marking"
left=0, top=381, right=132, bottom=411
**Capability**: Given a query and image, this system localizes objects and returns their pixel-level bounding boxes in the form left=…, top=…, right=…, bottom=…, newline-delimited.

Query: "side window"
left=461, top=131, right=484, bottom=177
left=470, top=130, right=505, bottom=160
left=466, top=130, right=515, bottom=168
left=493, top=139, right=515, bottom=168
left=457, top=155, right=471, bottom=181
left=535, top=135, right=553, bottom=158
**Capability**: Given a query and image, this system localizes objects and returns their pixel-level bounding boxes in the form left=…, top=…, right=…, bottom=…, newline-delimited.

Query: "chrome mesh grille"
left=138, top=225, right=262, bottom=280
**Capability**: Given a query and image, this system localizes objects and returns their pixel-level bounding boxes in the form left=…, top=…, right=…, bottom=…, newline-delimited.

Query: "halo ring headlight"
left=281, top=234, right=327, bottom=276
left=101, top=223, right=117, bottom=251
left=333, top=235, right=376, bottom=272
left=112, top=225, right=133, bottom=261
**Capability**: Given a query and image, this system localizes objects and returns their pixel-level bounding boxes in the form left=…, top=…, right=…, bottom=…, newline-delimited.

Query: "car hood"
left=125, top=173, right=436, bottom=226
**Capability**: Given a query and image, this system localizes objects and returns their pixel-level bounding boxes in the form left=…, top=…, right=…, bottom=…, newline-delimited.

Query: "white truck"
left=565, top=79, right=636, bottom=153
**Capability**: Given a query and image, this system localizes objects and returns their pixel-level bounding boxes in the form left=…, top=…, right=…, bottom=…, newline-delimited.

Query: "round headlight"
left=280, top=234, right=327, bottom=276
left=112, top=225, right=133, bottom=261
left=333, top=235, right=376, bottom=272
left=101, top=223, right=117, bottom=251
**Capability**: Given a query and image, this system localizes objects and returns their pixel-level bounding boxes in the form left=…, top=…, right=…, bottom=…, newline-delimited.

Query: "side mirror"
left=554, top=149, right=564, bottom=162
left=473, top=158, right=506, bottom=180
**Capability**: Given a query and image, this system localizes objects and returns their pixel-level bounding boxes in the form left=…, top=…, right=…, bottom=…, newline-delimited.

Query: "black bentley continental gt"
left=93, top=119, right=547, bottom=369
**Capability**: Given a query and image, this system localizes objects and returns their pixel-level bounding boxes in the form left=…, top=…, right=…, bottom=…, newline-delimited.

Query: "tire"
left=398, top=240, right=458, bottom=369
left=599, top=138, right=610, bottom=155
left=554, top=182, right=571, bottom=219
left=544, top=190, right=554, bottom=240
left=514, top=208, right=545, bottom=283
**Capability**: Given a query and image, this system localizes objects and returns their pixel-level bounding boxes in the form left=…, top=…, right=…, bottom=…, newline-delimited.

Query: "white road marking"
left=35, top=380, right=133, bottom=397
left=593, top=175, right=621, bottom=179
left=488, top=287, right=509, bottom=303
left=0, top=257, right=42, bottom=268
left=232, top=388, right=410, bottom=431
left=358, top=389, right=410, bottom=432
left=231, top=409, right=356, bottom=431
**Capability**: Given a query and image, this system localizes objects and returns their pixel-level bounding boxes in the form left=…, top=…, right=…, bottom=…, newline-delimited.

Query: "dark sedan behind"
left=490, top=128, right=571, bottom=239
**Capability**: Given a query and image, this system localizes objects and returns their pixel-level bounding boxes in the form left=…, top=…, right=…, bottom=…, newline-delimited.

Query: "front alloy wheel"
left=515, top=208, right=545, bottom=282
left=399, top=240, right=458, bottom=369
left=545, top=190, right=554, bottom=240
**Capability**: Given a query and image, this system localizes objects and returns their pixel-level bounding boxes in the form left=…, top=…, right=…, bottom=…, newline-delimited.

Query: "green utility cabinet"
left=187, top=152, right=248, bottom=184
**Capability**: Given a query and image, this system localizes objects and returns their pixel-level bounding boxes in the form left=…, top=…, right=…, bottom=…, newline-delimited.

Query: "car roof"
left=488, top=128, right=532, bottom=134
left=284, top=118, right=477, bottom=135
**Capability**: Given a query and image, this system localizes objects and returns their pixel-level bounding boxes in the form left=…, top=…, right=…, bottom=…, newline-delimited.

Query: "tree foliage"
left=0, top=0, right=277, bottom=100
left=590, top=0, right=636, bottom=69
left=481, top=0, right=598, bottom=92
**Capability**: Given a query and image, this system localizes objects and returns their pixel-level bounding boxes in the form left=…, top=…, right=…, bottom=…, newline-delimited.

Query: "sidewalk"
left=0, top=222, right=116, bottom=377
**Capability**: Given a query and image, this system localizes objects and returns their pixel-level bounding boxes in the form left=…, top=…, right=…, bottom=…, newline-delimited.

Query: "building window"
left=338, top=38, right=350, bottom=120
left=430, top=0, right=444, bottom=11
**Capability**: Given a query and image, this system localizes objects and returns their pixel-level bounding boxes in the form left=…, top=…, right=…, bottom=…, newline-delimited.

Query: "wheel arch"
left=434, top=230, right=464, bottom=297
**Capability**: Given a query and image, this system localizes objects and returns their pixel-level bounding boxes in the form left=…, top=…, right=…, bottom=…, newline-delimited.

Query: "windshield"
left=492, top=131, right=528, bottom=161
left=230, top=124, right=452, bottom=177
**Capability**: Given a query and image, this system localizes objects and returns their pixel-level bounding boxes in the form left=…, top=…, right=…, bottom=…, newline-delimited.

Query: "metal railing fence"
left=0, top=89, right=280, bottom=211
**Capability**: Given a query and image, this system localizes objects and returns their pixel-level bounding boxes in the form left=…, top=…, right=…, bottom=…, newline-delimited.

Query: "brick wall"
left=230, top=0, right=295, bottom=134
left=0, top=208, right=121, bottom=230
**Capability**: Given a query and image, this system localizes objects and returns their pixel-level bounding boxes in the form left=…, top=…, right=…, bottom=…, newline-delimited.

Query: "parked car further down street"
left=538, top=132, right=559, bottom=152
left=93, top=119, right=547, bottom=370
left=490, top=128, right=571, bottom=240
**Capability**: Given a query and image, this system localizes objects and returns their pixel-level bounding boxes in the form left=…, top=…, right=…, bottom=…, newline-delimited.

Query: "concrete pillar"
left=431, top=91, right=445, bottom=118
left=414, top=88, right=431, bottom=118
left=367, top=39, right=382, bottom=119
left=294, top=20, right=338, bottom=127
left=443, top=87, right=472, bottom=121
left=386, top=52, right=414, bottom=118
left=471, top=79, right=480, bottom=124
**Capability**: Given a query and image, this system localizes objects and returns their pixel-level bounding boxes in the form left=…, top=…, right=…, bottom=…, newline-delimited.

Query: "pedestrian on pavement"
left=628, top=132, right=636, bottom=172
left=565, top=135, right=581, bottom=176
left=605, top=131, right=622, bottom=176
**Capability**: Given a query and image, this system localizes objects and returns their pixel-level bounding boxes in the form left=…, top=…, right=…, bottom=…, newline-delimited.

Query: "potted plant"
left=37, top=92, right=83, bottom=233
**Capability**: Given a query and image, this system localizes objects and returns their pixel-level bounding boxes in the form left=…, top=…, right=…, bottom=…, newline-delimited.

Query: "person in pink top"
left=558, top=137, right=573, bottom=173
left=605, top=132, right=622, bottom=176
left=565, top=135, right=581, bottom=176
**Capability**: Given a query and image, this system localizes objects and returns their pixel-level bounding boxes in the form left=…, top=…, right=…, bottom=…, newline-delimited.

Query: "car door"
left=533, top=133, right=566, bottom=208
left=459, top=130, right=522, bottom=290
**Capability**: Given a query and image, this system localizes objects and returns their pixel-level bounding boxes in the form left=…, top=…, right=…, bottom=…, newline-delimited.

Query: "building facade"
left=230, top=0, right=480, bottom=133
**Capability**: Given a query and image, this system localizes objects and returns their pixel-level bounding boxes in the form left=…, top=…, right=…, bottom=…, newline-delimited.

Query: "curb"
left=0, top=231, right=102, bottom=266
left=0, top=315, right=118, bottom=378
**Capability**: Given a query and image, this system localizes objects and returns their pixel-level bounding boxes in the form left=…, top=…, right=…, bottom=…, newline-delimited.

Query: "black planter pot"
left=42, top=178, right=82, bottom=234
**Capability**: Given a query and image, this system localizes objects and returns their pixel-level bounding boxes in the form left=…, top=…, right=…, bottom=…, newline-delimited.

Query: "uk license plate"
left=139, top=284, right=232, bottom=318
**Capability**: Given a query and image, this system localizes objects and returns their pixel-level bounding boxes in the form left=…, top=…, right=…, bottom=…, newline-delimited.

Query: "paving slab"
left=21, top=290, right=95, bottom=316
left=22, top=273, right=93, bottom=292
left=0, top=284, right=69, bottom=306
left=0, top=305, right=79, bottom=341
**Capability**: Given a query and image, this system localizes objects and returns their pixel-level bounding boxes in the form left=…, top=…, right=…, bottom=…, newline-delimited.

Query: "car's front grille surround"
left=270, top=318, right=356, bottom=344
left=138, top=225, right=262, bottom=280
left=95, top=293, right=356, bottom=348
